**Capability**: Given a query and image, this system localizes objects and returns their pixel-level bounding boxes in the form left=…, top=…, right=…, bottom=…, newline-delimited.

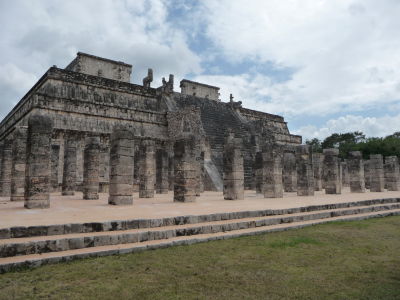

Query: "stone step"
left=2, top=197, right=399, bottom=240
left=1, top=209, right=399, bottom=273
left=0, top=203, right=398, bottom=258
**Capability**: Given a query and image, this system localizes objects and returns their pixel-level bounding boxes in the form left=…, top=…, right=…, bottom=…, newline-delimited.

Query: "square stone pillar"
left=263, top=143, right=283, bottom=198
left=51, top=145, right=60, bottom=192
left=10, top=126, right=28, bottom=201
left=0, top=137, right=13, bottom=197
left=62, top=138, right=77, bottom=196
left=384, top=156, right=400, bottom=191
left=364, top=160, right=371, bottom=189
left=195, top=148, right=204, bottom=196
left=348, top=151, right=365, bottom=193
left=108, top=126, right=134, bottom=205
left=139, top=139, right=156, bottom=198
left=296, top=145, right=314, bottom=196
left=341, top=161, right=350, bottom=187
left=254, top=151, right=264, bottom=194
left=223, top=134, right=244, bottom=200
left=24, top=114, right=53, bottom=209
left=312, top=153, right=323, bottom=191
left=83, top=136, right=100, bottom=200
left=283, top=152, right=297, bottom=192
left=323, top=149, right=341, bottom=194
left=369, top=154, right=385, bottom=192
left=156, top=148, right=169, bottom=194
left=174, top=135, right=197, bottom=202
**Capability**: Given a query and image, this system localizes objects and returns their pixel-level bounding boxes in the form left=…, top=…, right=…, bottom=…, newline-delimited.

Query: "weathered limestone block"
left=384, top=156, right=400, bottom=191
left=223, top=134, right=244, bottom=200
left=341, top=161, right=350, bottom=187
left=312, top=153, right=323, bottom=191
left=323, top=149, right=341, bottom=194
left=263, top=143, right=283, bottom=198
left=296, top=145, right=314, bottom=196
left=62, top=138, right=77, bottom=196
left=108, top=126, right=134, bottom=205
left=168, top=151, right=174, bottom=191
left=24, top=114, right=53, bottom=209
left=139, top=139, right=156, bottom=198
left=195, top=148, right=204, bottom=196
left=51, top=145, right=60, bottom=192
left=156, top=148, right=169, bottom=194
left=283, top=152, right=297, bottom=192
left=254, top=151, right=264, bottom=194
left=174, top=135, right=197, bottom=202
left=369, top=154, right=385, bottom=192
left=0, top=138, right=13, bottom=197
left=364, top=160, right=371, bottom=189
left=83, top=136, right=100, bottom=200
left=10, top=126, right=28, bottom=201
left=348, top=151, right=365, bottom=193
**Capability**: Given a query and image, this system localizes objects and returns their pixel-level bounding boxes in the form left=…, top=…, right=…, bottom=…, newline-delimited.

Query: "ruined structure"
left=312, top=153, right=323, bottom=191
left=296, top=145, right=314, bottom=196
left=369, top=154, right=385, bottom=192
left=384, top=156, right=400, bottom=191
left=348, top=151, right=365, bottom=193
left=223, top=131, right=244, bottom=200
left=323, top=149, right=341, bottom=194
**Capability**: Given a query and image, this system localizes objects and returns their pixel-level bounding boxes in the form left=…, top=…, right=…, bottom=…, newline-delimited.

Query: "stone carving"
left=223, top=131, right=244, bottom=200
left=62, top=138, right=77, bottom=196
left=161, top=74, right=174, bottom=94
left=263, top=142, right=283, bottom=198
left=24, top=114, right=53, bottom=209
left=296, top=145, right=314, bottom=196
left=10, top=127, right=27, bottom=201
left=142, top=68, right=153, bottom=89
left=108, top=125, right=135, bottom=205
left=283, top=152, right=297, bottom=192
left=139, top=139, right=156, bottom=198
left=156, top=148, right=169, bottom=194
left=167, top=106, right=205, bottom=140
left=323, top=149, right=341, bottom=194
left=369, top=154, right=385, bottom=192
left=0, top=138, right=12, bottom=197
left=312, top=153, right=323, bottom=191
left=83, top=136, right=100, bottom=199
left=348, top=151, right=365, bottom=193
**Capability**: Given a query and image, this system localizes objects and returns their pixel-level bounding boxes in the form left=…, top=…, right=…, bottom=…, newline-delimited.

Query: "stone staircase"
left=1, top=197, right=399, bottom=273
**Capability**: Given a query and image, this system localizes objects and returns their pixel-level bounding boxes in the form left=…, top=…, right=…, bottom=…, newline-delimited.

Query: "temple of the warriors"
left=0, top=52, right=301, bottom=199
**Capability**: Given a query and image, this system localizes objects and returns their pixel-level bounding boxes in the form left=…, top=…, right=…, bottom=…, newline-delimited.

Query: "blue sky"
left=1, top=0, right=400, bottom=141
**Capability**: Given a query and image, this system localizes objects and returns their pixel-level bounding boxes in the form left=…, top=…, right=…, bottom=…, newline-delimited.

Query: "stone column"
left=283, top=152, right=297, bottom=192
left=296, top=145, right=314, bottom=196
left=62, top=138, right=77, bottom=196
left=312, top=153, right=323, bottom=191
left=24, top=114, right=53, bottom=209
left=10, top=127, right=28, bottom=201
left=83, top=136, right=100, bottom=199
left=139, top=139, right=156, bottom=198
left=263, top=143, right=283, bottom=198
left=364, top=160, right=371, bottom=189
left=195, top=148, right=204, bottom=196
left=174, top=135, right=197, bottom=202
left=223, top=134, right=244, bottom=200
left=384, top=156, right=400, bottom=191
left=341, top=161, right=350, bottom=187
left=156, top=148, right=169, bottom=194
left=51, top=145, right=60, bottom=192
left=323, top=148, right=341, bottom=194
left=108, top=126, right=134, bottom=205
left=348, top=151, right=365, bottom=193
left=369, top=154, right=384, bottom=192
left=254, top=151, right=264, bottom=194
left=0, top=138, right=12, bottom=197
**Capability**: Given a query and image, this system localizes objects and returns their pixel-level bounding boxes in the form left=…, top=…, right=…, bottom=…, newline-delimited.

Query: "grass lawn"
left=0, top=216, right=399, bottom=300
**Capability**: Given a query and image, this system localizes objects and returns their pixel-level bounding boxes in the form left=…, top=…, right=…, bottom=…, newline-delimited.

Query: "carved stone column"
left=348, top=151, right=365, bottom=193
left=384, top=156, right=400, bottom=191
left=341, top=161, right=350, bottom=187
left=156, top=148, right=169, bottom=194
left=10, top=127, right=28, bottom=201
left=369, top=154, right=384, bottom=192
left=24, top=114, right=53, bottom=209
left=296, top=145, right=314, bottom=196
left=139, top=139, right=156, bottom=198
left=51, top=145, right=60, bottom=192
left=0, top=137, right=12, bottom=197
left=283, top=152, right=297, bottom=192
left=254, top=152, right=264, bottom=194
left=62, top=137, right=77, bottom=196
left=323, top=148, right=341, bottom=194
left=223, top=134, right=244, bottom=200
left=312, top=153, right=323, bottom=191
left=83, top=136, right=100, bottom=199
left=108, top=126, right=134, bottom=205
left=364, top=160, right=371, bottom=189
left=263, top=143, right=283, bottom=198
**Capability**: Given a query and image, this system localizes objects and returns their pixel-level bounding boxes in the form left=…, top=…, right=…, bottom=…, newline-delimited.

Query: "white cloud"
left=294, top=114, right=400, bottom=140
left=199, top=0, right=400, bottom=117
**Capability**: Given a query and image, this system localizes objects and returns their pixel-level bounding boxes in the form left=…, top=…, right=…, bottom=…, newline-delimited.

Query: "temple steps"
left=0, top=198, right=399, bottom=272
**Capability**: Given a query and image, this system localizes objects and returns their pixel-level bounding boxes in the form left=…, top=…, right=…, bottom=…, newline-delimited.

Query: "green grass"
left=1, top=216, right=400, bottom=300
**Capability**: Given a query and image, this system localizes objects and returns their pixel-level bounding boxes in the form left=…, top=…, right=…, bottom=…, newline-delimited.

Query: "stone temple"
left=0, top=52, right=301, bottom=198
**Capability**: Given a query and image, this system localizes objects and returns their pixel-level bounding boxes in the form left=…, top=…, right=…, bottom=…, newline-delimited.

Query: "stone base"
left=297, top=189, right=314, bottom=196
left=62, top=191, right=75, bottom=196
left=174, top=194, right=196, bottom=202
left=156, top=189, right=169, bottom=194
left=108, top=195, right=133, bottom=205
left=24, top=199, right=50, bottom=209
left=10, top=196, right=24, bottom=201
left=83, top=193, right=99, bottom=200
left=139, top=190, right=154, bottom=198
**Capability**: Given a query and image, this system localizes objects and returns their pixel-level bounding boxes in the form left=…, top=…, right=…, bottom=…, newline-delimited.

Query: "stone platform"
left=1, top=189, right=399, bottom=273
